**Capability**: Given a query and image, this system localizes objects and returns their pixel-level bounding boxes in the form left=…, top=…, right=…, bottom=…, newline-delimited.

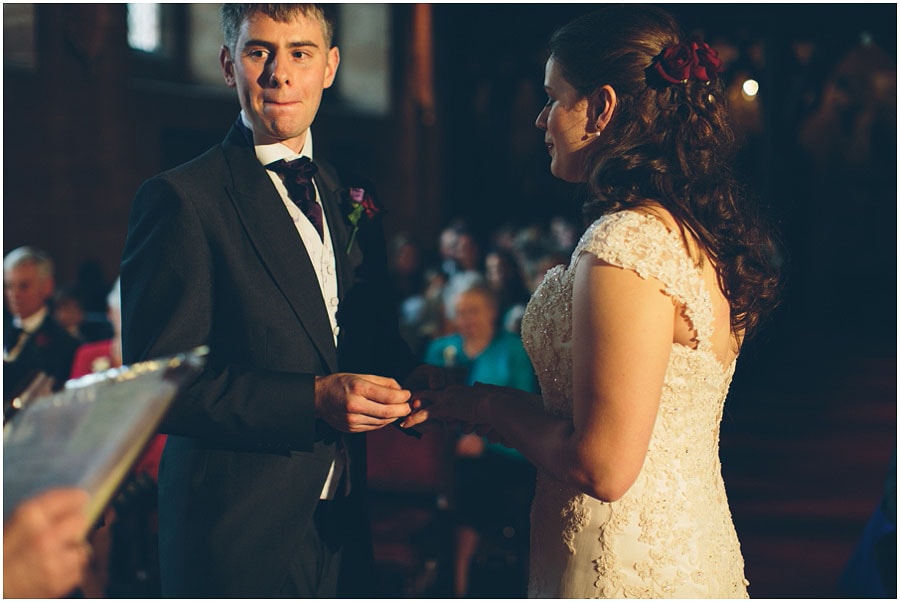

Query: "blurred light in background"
left=741, top=78, right=760, bottom=101
left=127, top=4, right=161, bottom=53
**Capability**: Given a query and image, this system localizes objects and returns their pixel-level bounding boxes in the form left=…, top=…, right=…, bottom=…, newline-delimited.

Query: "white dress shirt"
left=243, top=114, right=347, bottom=500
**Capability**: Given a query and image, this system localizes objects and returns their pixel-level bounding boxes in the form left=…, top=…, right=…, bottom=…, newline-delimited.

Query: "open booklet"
left=3, top=347, right=207, bottom=531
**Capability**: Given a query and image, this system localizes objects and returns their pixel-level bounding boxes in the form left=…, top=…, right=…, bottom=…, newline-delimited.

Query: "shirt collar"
left=16, top=305, right=48, bottom=333
left=240, top=111, right=314, bottom=168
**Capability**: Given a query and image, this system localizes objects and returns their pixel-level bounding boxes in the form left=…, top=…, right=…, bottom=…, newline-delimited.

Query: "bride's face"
left=535, top=57, right=594, bottom=183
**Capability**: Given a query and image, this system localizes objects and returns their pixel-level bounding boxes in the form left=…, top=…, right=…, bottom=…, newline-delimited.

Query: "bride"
left=404, top=5, right=781, bottom=598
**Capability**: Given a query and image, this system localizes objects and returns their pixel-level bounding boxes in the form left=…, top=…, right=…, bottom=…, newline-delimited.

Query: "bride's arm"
left=405, top=253, right=674, bottom=502
left=565, top=254, right=673, bottom=500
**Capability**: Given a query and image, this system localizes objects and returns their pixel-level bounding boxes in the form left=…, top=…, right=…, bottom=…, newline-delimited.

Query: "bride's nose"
left=535, top=106, right=549, bottom=130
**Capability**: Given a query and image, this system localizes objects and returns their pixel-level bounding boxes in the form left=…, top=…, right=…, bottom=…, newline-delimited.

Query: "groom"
left=121, top=4, right=435, bottom=597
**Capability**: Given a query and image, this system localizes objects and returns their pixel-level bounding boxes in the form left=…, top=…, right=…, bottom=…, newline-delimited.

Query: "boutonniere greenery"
left=344, top=186, right=381, bottom=254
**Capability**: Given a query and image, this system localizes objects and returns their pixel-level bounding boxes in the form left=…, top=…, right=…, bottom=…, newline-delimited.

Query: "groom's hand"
left=314, top=373, right=412, bottom=433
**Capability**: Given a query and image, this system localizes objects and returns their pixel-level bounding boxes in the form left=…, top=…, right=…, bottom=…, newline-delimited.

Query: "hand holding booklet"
left=3, top=347, right=207, bottom=532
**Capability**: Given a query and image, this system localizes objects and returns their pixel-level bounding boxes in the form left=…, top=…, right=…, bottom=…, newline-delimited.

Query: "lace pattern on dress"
left=561, top=494, right=590, bottom=554
left=575, top=210, right=716, bottom=353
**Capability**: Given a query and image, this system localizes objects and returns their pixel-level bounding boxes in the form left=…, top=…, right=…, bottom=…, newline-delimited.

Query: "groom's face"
left=221, top=12, right=340, bottom=153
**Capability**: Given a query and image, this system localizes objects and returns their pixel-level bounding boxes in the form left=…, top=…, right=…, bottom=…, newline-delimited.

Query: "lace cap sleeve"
left=574, top=210, right=715, bottom=348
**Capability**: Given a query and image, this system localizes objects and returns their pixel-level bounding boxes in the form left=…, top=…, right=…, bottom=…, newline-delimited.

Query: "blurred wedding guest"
left=52, top=286, right=85, bottom=340
left=441, top=228, right=486, bottom=330
left=3, top=488, right=91, bottom=598
left=398, top=267, right=447, bottom=357
left=53, top=286, right=113, bottom=344
left=425, top=283, right=534, bottom=392
left=3, top=247, right=79, bottom=400
left=424, top=282, right=536, bottom=597
left=454, top=229, right=482, bottom=274
left=438, top=220, right=465, bottom=277
left=524, top=250, right=567, bottom=293
left=510, top=223, right=547, bottom=265
left=489, top=222, right=518, bottom=253
left=441, top=270, right=485, bottom=331
left=70, top=278, right=123, bottom=378
left=484, top=247, right=530, bottom=334
left=389, top=233, right=426, bottom=303
left=549, top=215, right=578, bottom=255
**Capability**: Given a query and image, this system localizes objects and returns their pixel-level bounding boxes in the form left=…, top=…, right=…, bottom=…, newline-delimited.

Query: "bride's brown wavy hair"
left=549, top=5, right=782, bottom=339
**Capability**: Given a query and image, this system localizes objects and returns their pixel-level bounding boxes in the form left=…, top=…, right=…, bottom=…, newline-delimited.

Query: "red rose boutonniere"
left=345, top=187, right=381, bottom=254
left=34, top=332, right=50, bottom=348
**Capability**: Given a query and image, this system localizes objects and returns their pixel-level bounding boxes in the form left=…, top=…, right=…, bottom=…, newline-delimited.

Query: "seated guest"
left=54, top=286, right=113, bottom=344
left=426, top=282, right=535, bottom=392
left=3, top=247, right=79, bottom=400
left=424, top=282, right=537, bottom=597
left=484, top=247, right=531, bottom=335
left=52, top=286, right=86, bottom=341
left=399, top=267, right=448, bottom=357
left=70, top=279, right=122, bottom=377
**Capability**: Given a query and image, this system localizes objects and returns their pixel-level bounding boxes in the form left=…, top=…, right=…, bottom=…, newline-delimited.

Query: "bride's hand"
left=401, top=384, right=488, bottom=430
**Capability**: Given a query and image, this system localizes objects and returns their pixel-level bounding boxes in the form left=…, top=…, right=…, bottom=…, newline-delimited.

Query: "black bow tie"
left=268, top=157, right=324, bottom=240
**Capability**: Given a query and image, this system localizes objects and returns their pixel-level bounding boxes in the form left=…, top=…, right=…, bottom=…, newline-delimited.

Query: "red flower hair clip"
left=652, top=40, right=724, bottom=85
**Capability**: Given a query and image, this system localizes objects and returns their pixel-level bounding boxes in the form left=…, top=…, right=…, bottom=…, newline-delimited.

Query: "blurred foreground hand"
left=3, top=488, right=91, bottom=598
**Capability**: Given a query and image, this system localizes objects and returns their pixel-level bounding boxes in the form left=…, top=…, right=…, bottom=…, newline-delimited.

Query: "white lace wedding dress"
left=520, top=210, right=750, bottom=598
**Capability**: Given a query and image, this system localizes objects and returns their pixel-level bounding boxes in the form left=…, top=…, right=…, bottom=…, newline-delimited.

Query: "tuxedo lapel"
left=219, top=126, right=339, bottom=372
left=314, top=164, right=360, bottom=304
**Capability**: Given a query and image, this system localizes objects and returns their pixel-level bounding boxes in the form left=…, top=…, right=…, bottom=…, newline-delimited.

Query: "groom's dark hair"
left=221, top=4, right=334, bottom=52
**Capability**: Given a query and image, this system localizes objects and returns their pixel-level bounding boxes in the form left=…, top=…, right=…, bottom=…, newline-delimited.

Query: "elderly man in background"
left=3, top=246, right=80, bottom=401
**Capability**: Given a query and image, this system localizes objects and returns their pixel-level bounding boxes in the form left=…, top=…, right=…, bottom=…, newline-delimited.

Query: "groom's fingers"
left=349, top=392, right=412, bottom=420
left=354, top=374, right=404, bottom=391
left=316, top=373, right=415, bottom=433
left=338, top=374, right=411, bottom=414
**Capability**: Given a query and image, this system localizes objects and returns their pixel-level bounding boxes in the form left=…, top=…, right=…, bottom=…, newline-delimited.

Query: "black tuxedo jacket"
left=120, top=123, right=417, bottom=597
left=3, top=311, right=79, bottom=400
